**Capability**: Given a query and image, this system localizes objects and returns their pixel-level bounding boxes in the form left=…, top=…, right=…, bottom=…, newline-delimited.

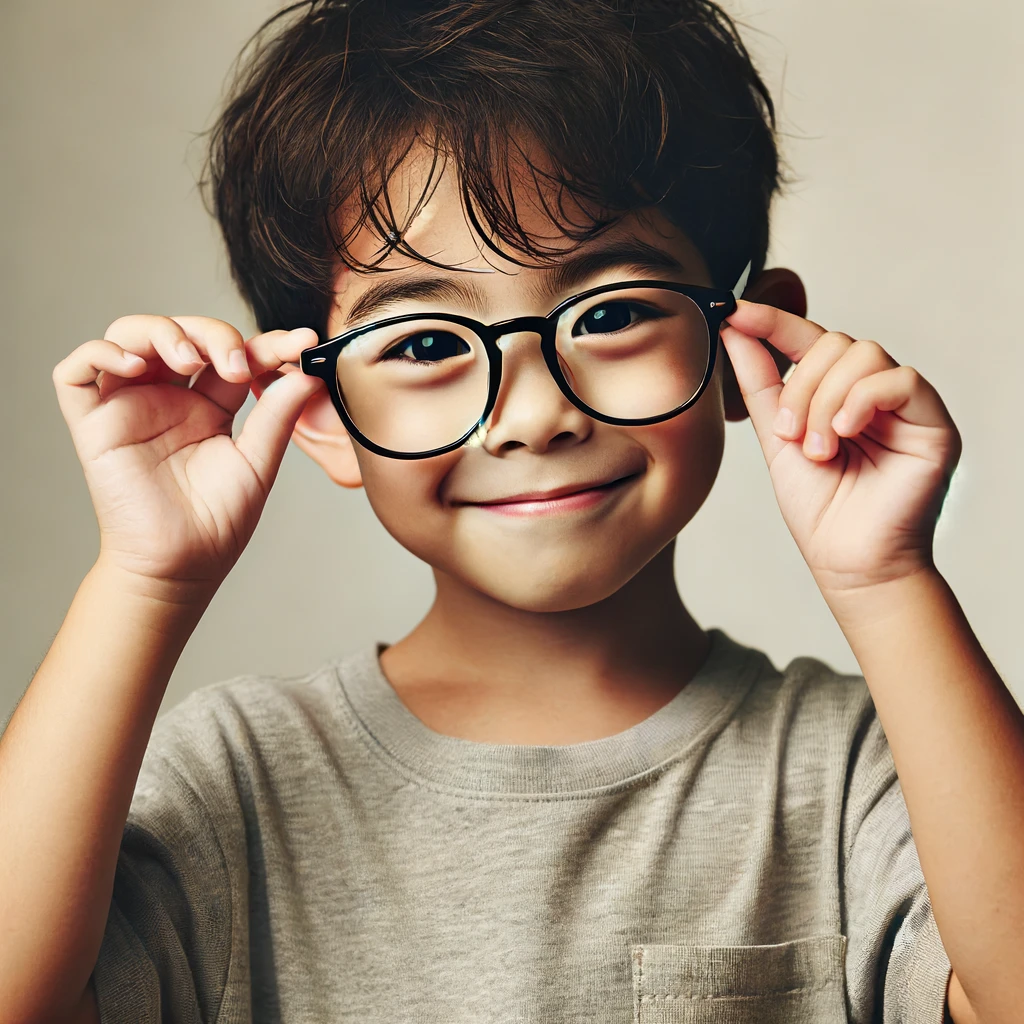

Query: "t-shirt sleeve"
left=840, top=706, right=953, bottom=1024
left=90, top=687, right=253, bottom=1024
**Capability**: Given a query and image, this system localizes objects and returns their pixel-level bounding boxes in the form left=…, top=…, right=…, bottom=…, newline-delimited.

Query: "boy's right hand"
left=53, top=315, right=326, bottom=600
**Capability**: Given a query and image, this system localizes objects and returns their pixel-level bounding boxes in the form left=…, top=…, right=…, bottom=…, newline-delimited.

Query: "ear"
left=251, top=371, right=363, bottom=488
left=721, top=267, right=807, bottom=423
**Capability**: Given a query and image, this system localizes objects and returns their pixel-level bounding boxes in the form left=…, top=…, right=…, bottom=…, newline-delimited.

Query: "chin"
left=463, top=559, right=641, bottom=614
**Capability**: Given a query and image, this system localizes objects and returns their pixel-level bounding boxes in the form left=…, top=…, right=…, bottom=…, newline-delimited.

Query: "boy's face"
left=300, top=146, right=731, bottom=613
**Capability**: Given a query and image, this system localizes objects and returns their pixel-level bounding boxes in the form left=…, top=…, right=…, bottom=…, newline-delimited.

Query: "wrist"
left=820, top=565, right=949, bottom=638
left=89, top=556, right=219, bottom=621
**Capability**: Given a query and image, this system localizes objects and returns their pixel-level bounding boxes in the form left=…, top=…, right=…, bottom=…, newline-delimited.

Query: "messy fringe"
left=201, top=0, right=781, bottom=337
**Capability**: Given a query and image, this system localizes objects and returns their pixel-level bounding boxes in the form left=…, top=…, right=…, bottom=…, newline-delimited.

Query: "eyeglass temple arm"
left=731, top=260, right=752, bottom=302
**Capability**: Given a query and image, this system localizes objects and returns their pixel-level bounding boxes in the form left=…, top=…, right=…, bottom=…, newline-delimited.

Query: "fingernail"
left=177, top=341, right=200, bottom=365
left=773, top=406, right=795, bottom=436
left=805, top=431, right=827, bottom=456
left=228, top=349, right=249, bottom=375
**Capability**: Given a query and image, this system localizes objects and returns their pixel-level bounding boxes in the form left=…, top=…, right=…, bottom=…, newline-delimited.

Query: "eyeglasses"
left=300, top=262, right=751, bottom=460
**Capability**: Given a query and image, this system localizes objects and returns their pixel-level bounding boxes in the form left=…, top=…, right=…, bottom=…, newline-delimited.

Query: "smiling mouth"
left=459, top=473, right=641, bottom=516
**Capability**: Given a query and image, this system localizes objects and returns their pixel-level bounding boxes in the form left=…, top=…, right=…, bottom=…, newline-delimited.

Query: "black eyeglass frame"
left=300, top=269, right=748, bottom=460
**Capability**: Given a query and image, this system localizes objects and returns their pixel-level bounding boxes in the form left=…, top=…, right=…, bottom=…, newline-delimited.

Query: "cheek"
left=629, top=393, right=726, bottom=517
left=355, top=449, right=459, bottom=553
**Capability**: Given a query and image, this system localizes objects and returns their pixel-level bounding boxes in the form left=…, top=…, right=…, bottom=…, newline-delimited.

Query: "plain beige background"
left=2, top=0, right=1021, bottom=729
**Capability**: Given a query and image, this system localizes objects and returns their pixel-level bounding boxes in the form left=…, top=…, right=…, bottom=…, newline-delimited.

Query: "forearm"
left=826, top=569, right=1024, bottom=1024
left=0, top=561, right=212, bottom=1023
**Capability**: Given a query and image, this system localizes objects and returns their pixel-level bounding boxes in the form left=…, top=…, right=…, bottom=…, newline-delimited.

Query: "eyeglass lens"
left=335, top=286, right=711, bottom=454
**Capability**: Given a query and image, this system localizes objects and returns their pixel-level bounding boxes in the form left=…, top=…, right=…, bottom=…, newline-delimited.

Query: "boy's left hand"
left=720, top=302, right=962, bottom=598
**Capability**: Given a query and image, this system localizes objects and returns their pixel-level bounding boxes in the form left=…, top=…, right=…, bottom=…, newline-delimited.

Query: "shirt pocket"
left=630, top=934, right=847, bottom=1024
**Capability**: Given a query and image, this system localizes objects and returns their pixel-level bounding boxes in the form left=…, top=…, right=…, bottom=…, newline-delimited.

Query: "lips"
left=458, top=472, right=639, bottom=506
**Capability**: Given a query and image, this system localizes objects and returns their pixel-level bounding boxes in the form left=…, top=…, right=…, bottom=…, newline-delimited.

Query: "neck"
left=379, top=542, right=711, bottom=744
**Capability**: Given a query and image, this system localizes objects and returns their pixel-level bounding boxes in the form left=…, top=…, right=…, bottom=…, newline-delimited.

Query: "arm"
left=827, top=570, right=1023, bottom=1024
left=0, top=315, right=322, bottom=1023
left=0, top=563, right=211, bottom=1022
left=719, top=299, right=1017, bottom=1024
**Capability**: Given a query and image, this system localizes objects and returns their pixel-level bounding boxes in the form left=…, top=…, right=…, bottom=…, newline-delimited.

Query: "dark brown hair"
left=204, top=0, right=781, bottom=338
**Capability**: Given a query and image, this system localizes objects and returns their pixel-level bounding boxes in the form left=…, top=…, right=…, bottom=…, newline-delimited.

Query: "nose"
left=479, top=330, right=593, bottom=455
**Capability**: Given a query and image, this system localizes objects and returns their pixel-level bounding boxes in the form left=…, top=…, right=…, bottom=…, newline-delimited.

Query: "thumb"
left=719, top=325, right=787, bottom=465
left=235, top=370, right=326, bottom=491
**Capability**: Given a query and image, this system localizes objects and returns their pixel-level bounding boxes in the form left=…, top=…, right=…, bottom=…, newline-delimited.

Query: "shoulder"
left=724, top=631, right=876, bottom=734
left=714, top=632, right=901, bottom=854
left=718, top=630, right=891, bottom=788
left=138, top=647, right=376, bottom=800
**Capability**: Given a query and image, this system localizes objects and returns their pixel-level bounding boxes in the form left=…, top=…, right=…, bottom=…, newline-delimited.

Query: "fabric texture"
left=91, top=627, right=952, bottom=1023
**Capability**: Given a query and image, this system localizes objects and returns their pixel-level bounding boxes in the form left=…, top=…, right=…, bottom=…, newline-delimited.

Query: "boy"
left=1, top=1, right=1021, bottom=1022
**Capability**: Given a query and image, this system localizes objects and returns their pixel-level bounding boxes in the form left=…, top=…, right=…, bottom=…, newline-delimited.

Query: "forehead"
left=332, top=141, right=710, bottom=298
left=338, top=141, right=590, bottom=272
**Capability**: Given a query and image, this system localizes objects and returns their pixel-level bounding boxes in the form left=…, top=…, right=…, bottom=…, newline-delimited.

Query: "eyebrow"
left=345, top=276, right=488, bottom=327
left=339, top=237, right=688, bottom=328
left=544, top=238, right=687, bottom=297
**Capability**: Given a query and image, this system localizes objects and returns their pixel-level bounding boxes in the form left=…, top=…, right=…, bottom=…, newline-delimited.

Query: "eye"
left=572, top=301, right=655, bottom=336
left=380, top=330, right=471, bottom=362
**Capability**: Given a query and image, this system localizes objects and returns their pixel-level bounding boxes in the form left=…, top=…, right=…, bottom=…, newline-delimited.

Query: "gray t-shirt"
left=92, top=627, right=952, bottom=1023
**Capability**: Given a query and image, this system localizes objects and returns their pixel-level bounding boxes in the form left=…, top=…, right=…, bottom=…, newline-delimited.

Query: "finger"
left=235, top=370, right=326, bottom=491
left=725, top=300, right=831, bottom=365
left=832, top=365, right=954, bottom=438
left=188, top=362, right=252, bottom=417
left=52, top=339, right=149, bottom=421
left=103, top=314, right=206, bottom=377
left=771, top=330, right=854, bottom=442
left=97, top=359, right=182, bottom=401
left=718, top=325, right=788, bottom=463
left=169, top=315, right=251, bottom=384
left=802, top=341, right=899, bottom=460
left=245, top=327, right=320, bottom=376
